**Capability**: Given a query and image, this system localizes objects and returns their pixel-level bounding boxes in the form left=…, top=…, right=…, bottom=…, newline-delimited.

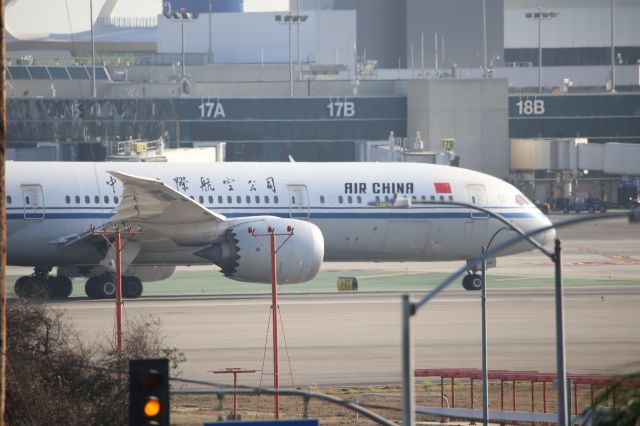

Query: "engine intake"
left=195, top=216, right=324, bottom=284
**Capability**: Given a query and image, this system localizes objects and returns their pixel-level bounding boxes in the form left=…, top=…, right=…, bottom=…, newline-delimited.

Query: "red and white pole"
left=248, top=225, right=294, bottom=420
left=115, top=231, right=123, bottom=353
left=270, top=231, right=280, bottom=419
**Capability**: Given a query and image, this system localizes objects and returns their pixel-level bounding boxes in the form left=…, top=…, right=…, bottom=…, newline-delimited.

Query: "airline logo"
left=434, top=182, right=452, bottom=193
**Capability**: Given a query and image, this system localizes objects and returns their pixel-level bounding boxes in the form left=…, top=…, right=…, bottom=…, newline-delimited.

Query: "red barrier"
left=415, top=368, right=639, bottom=419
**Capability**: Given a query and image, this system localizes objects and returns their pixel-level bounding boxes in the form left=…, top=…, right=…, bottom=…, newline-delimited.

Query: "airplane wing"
left=57, top=171, right=226, bottom=250
left=108, top=171, right=226, bottom=224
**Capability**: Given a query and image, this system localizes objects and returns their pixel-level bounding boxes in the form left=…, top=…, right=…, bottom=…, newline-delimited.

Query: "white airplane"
left=5, top=161, right=555, bottom=299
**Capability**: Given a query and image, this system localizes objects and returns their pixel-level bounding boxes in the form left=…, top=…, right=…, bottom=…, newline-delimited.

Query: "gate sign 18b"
left=515, top=99, right=545, bottom=115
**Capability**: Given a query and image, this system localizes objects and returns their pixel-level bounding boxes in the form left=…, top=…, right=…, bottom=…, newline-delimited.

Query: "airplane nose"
left=543, top=226, right=557, bottom=246
left=538, top=215, right=556, bottom=246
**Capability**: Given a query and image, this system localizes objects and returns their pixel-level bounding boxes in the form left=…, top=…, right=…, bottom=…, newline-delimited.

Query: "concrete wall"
left=406, top=0, right=504, bottom=69
left=157, top=10, right=356, bottom=71
left=505, top=0, right=640, bottom=49
left=334, top=0, right=406, bottom=69
left=395, top=78, right=509, bottom=179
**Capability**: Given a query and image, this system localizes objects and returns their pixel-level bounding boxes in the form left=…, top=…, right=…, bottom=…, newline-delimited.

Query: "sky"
left=6, top=0, right=288, bottom=37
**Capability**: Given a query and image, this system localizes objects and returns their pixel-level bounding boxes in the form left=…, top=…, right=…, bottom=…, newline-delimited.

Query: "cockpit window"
left=515, top=194, right=530, bottom=205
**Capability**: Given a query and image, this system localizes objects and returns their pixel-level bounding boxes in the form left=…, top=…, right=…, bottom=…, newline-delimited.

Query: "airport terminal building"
left=4, top=0, right=640, bottom=202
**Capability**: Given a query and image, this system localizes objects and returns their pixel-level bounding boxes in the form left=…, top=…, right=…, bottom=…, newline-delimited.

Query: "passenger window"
left=25, top=196, right=30, bottom=205
left=114, top=196, right=119, bottom=203
left=85, top=196, right=90, bottom=204
left=448, top=195, right=454, bottom=201
left=75, top=195, right=80, bottom=204
left=338, top=196, right=344, bottom=204
left=209, top=195, right=214, bottom=203
left=421, top=196, right=426, bottom=201
left=472, top=196, right=476, bottom=204
left=375, top=196, right=380, bottom=203
left=236, top=196, right=242, bottom=204
left=218, top=195, right=223, bottom=203
left=265, top=195, right=270, bottom=204
left=439, top=195, right=445, bottom=201
left=384, top=196, right=390, bottom=203
left=189, top=195, right=195, bottom=200
left=255, top=195, right=260, bottom=204
left=7, top=196, right=12, bottom=204
left=246, top=195, right=251, bottom=204
left=198, top=195, right=204, bottom=203
left=430, top=195, right=436, bottom=201
left=347, top=195, right=353, bottom=204
left=95, top=195, right=99, bottom=204
left=227, top=196, right=232, bottom=204
left=320, top=195, right=325, bottom=204
left=103, top=195, right=109, bottom=204
left=65, top=195, right=71, bottom=204
left=274, top=196, right=279, bottom=204
left=357, top=195, right=362, bottom=203
left=291, top=196, right=296, bottom=204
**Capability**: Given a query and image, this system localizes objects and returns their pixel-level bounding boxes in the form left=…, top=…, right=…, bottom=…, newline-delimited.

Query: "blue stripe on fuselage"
left=6, top=208, right=541, bottom=221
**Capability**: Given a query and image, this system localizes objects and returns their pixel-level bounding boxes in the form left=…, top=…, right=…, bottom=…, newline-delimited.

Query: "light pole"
left=526, top=8, right=559, bottom=93
left=275, top=13, right=308, bottom=97
left=90, top=0, right=96, bottom=98
left=400, top=201, right=640, bottom=426
left=482, top=0, right=487, bottom=76
left=610, top=0, right=615, bottom=92
left=208, top=0, right=213, bottom=64
left=163, top=8, right=199, bottom=92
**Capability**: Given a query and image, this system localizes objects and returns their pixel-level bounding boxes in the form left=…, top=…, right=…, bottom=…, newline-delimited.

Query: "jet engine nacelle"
left=195, top=216, right=324, bottom=284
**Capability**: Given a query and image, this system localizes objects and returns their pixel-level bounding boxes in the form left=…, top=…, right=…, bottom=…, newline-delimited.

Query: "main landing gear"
left=14, top=267, right=73, bottom=299
left=14, top=268, right=144, bottom=300
left=462, top=273, right=483, bottom=291
left=84, top=275, right=143, bottom=299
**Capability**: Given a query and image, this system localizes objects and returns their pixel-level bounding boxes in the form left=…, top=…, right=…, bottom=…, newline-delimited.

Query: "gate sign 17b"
left=327, top=99, right=355, bottom=117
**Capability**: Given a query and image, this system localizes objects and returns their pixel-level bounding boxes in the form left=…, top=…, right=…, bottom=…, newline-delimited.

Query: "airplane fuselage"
left=6, top=161, right=553, bottom=271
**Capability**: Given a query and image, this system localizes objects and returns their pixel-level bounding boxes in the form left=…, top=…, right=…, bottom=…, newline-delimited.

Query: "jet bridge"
left=510, top=138, right=640, bottom=204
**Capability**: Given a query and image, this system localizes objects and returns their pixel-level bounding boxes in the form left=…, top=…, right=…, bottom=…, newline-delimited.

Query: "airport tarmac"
left=40, top=214, right=639, bottom=388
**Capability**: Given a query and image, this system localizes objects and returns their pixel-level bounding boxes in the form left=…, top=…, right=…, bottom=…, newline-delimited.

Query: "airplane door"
left=22, top=184, right=45, bottom=220
left=465, top=184, right=488, bottom=251
left=287, top=185, right=310, bottom=219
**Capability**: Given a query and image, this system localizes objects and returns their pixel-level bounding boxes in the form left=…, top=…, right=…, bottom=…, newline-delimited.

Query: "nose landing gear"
left=462, top=273, right=483, bottom=291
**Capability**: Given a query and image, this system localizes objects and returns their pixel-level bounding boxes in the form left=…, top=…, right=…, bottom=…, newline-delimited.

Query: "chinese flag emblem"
left=434, top=182, right=452, bottom=193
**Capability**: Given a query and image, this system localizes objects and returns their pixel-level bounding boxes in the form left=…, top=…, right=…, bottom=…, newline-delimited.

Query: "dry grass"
left=170, top=380, right=611, bottom=425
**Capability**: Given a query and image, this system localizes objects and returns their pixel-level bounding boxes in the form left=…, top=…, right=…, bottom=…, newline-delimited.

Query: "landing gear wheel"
left=15, top=276, right=34, bottom=298
left=49, top=276, right=73, bottom=298
left=85, top=277, right=100, bottom=299
left=123, top=276, right=143, bottom=299
left=95, top=276, right=116, bottom=299
left=462, top=274, right=483, bottom=291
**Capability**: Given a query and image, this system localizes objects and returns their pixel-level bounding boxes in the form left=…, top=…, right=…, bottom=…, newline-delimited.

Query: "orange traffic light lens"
left=143, top=397, right=162, bottom=417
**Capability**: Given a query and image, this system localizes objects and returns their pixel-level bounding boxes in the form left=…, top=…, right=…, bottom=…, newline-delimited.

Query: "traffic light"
left=129, top=358, right=170, bottom=426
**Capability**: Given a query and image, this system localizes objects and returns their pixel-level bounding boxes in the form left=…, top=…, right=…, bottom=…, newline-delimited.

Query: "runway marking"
left=575, top=246, right=638, bottom=263
left=355, top=272, right=431, bottom=280
left=493, top=276, right=548, bottom=282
